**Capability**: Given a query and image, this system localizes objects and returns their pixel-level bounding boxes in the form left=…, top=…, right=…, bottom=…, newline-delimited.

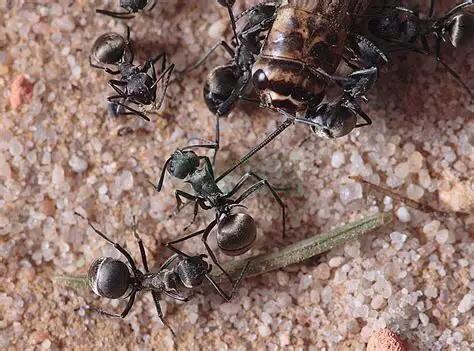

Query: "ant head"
left=217, top=0, right=235, bottom=6
left=306, top=101, right=357, bottom=139
left=88, top=257, right=132, bottom=299
left=91, top=33, right=128, bottom=65
left=217, top=213, right=257, bottom=256
left=121, top=0, right=147, bottom=9
left=175, top=255, right=209, bottom=289
left=446, top=13, right=474, bottom=48
left=203, top=64, right=240, bottom=116
left=167, top=150, right=200, bottom=179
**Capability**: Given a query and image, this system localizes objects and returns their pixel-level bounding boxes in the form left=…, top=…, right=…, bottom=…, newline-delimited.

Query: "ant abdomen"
left=217, top=213, right=257, bottom=256
left=91, top=32, right=130, bottom=66
left=203, top=65, right=240, bottom=116
left=449, top=13, right=474, bottom=47
left=88, top=257, right=131, bottom=299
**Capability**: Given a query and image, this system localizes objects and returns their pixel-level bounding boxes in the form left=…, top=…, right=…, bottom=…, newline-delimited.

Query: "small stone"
left=328, top=256, right=344, bottom=268
left=68, top=154, right=88, bottom=173
left=118, top=170, right=134, bottom=191
left=208, top=18, right=228, bottom=39
left=371, top=295, right=385, bottom=310
left=331, top=151, right=345, bottom=168
left=394, top=162, right=410, bottom=179
left=436, top=229, right=450, bottom=244
left=423, top=220, right=440, bottom=238
left=314, top=263, right=330, bottom=280
left=406, top=184, right=424, bottom=200
left=367, top=328, right=407, bottom=351
left=258, top=324, right=271, bottom=337
left=419, top=312, right=429, bottom=326
left=424, top=286, right=438, bottom=299
left=10, top=75, right=34, bottom=109
left=457, top=293, right=474, bottom=313
left=390, top=232, right=407, bottom=250
left=344, top=241, right=360, bottom=258
left=339, top=183, right=363, bottom=205
left=52, top=165, right=65, bottom=185
left=396, top=207, right=411, bottom=223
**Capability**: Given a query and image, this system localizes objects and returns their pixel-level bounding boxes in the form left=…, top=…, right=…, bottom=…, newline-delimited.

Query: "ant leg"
left=151, top=63, right=175, bottom=110
left=200, top=220, right=234, bottom=283
left=96, top=9, right=135, bottom=19
left=159, top=254, right=180, bottom=270
left=215, top=119, right=293, bottom=183
left=175, top=190, right=199, bottom=212
left=441, top=0, right=473, bottom=21
left=148, top=0, right=158, bottom=11
left=108, top=96, right=151, bottom=122
left=108, top=80, right=127, bottom=97
left=165, top=228, right=207, bottom=247
left=204, top=261, right=250, bottom=301
left=74, top=212, right=139, bottom=272
left=429, top=0, right=436, bottom=17
left=151, top=291, right=176, bottom=337
left=183, top=200, right=200, bottom=232
left=82, top=291, right=137, bottom=318
left=148, top=156, right=172, bottom=192
left=230, top=172, right=286, bottom=237
left=89, top=56, right=120, bottom=75
left=163, top=290, right=190, bottom=302
left=219, top=0, right=239, bottom=44
left=216, top=74, right=251, bottom=116
left=354, top=105, right=372, bottom=128
left=435, top=40, right=473, bottom=98
left=132, top=216, right=149, bottom=272
left=175, top=41, right=235, bottom=75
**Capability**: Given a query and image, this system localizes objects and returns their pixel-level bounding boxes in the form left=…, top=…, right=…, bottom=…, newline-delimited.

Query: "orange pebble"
left=10, top=75, right=34, bottom=109
left=367, top=328, right=408, bottom=351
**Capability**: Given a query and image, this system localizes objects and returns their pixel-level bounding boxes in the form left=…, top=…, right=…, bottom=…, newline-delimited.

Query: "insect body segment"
left=75, top=213, right=248, bottom=337
left=150, top=146, right=286, bottom=281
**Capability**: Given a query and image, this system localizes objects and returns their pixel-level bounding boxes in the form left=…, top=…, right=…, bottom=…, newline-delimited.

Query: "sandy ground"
left=1, top=0, right=473, bottom=350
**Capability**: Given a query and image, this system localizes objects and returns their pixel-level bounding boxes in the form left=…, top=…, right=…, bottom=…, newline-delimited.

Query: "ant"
left=149, top=146, right=286, bottom=281
left=89, top=27, right=175, bottom=121
left=364, top=0, right=474, bottom=97
left=96, top=0, right=157, bottom=19
left=74, top=212, right=249, bottom=337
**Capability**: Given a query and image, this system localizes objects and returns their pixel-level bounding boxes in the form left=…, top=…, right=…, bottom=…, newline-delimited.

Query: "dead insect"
left=364, top=0, right=474, bottom=97
left=96, top=0, right=157, bottom=19
left=74, top=212, right=249, bottom=336
left=149, top=146, right=286, bottom=281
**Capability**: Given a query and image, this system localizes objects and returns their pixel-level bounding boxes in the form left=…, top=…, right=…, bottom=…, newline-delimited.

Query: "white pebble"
left=390, top=231, right=407, bottom=249
left=394, top=162, right=410, bottom=178
left=118, top=170, right=134, bottom=191
left=407, top=184, right=424, bottom=200
left=52, top=165, right=64, bottom=185
left=419, top=312, right=429, bottom=326
left=396, top=206, right=411, bottom=222
left=331, top=151, right=345, bottom=168
left=457, top=293, right=474, bottom=313
left=424, top=286, right=438, bottom=299
left=328, top=256, right=344, bottom=268
left=68, top=154, right=88, bottom=173
left=436, top=229, right=450, bottom=244
left=339, top=183, right=363, bottom=205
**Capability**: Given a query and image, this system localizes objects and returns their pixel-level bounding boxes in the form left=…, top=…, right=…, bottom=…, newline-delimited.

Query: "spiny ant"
left=96, top=0, right=157, bottom=19
left=149, top=145, right=286, bottom=281
left=364, top=0, right=474, bottom=97
left=90, top=27, right=175, bottom=121
left=74, top=212, right=249, bottom=337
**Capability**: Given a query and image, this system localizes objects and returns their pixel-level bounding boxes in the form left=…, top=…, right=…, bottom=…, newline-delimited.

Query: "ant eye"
left=252, top=69, right=269, bottom=90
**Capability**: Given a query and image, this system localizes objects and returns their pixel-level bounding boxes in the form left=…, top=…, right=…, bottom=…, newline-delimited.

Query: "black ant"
left=96, top=0, right=157, bottom=19
left=89, top=27, right=175, bottom=121
left=74, top=212, right=249, bottom=337
left=149, top=146, right=286, bottom=281
left=364, top=0, right=474, bottom=97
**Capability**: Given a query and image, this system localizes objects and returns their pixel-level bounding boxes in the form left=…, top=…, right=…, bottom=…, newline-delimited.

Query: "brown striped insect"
left=212, top=0, right=389, bottom=181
